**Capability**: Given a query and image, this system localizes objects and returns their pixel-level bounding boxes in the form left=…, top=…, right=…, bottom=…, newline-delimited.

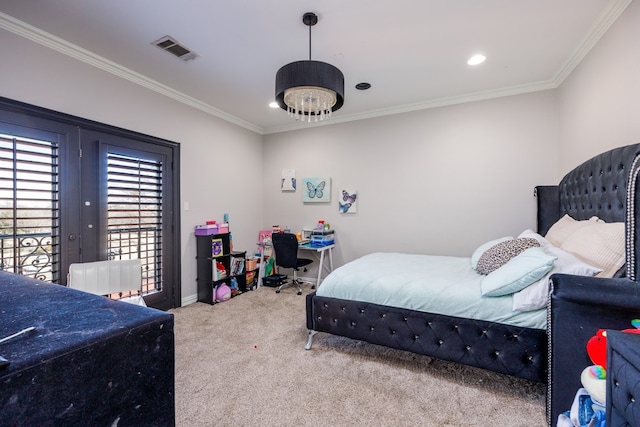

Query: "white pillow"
left=545, top=214, right=600, bottom=247
left=470, top=236, right=512, bottom=270
left=560, top=221, right=625, bottom=278
left=512, top=244, right=602, bottom=312
left=480, top=247, right=556, bottom=297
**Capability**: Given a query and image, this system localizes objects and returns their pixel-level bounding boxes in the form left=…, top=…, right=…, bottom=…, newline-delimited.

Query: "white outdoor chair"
left=68, top=259, right=146, bottom=306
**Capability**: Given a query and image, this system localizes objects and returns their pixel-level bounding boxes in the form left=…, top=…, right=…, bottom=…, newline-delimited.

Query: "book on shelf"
left=230, top=256, right=245, bottom=276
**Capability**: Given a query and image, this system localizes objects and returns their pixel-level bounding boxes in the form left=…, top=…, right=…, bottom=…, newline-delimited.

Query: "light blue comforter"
left=316, top=252, right=546, bottom=329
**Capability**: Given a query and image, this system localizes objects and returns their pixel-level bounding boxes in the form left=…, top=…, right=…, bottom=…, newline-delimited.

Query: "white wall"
left=1, top=0, right=637, bottom=303
left=264, top=91, right=559, bottom=269
left=557, top=0, right=640, bottom=174
left=263, top=0, right=640, bottom=274
left=0, top=29, right=264, bottom=305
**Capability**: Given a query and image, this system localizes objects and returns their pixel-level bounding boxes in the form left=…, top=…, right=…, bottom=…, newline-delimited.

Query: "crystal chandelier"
left=275, top=12, right=344, bottom=123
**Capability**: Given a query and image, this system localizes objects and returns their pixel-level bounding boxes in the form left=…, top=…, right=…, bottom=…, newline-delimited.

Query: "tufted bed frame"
left=305, top=143, right=640, bottom=425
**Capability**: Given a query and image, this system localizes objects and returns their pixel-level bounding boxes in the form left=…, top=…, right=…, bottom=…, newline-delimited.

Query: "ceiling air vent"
left=152, top=36, right=199, bottom=62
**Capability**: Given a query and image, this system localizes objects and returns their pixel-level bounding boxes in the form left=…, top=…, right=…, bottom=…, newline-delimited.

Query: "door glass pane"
left=0, top=133, right=59, bottom=282
left=107, top=153, right=162, bottom=295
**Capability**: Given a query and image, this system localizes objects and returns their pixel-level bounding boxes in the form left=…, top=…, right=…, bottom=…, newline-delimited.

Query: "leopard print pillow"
left=476, top=238, right=540, bottom=275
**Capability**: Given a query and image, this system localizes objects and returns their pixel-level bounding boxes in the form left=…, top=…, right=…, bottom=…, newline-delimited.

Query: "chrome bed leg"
left=305, top=330, right=317, bottom=350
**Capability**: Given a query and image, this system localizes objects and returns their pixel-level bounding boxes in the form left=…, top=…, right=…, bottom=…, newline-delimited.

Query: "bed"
left=305, top=143, right=640, bottom=425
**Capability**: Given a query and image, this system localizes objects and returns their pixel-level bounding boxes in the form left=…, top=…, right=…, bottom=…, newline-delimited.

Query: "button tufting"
left=465, top=345, right=471, bottom=351
left=438, top=339, right=444, bottom=345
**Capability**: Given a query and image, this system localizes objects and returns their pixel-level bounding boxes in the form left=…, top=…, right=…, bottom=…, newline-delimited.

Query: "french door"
left=0, top=98, right=180, bottom=310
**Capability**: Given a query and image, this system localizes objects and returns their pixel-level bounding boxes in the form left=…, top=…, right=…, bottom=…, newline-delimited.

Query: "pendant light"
left=275, top=12, right=345, bottom=122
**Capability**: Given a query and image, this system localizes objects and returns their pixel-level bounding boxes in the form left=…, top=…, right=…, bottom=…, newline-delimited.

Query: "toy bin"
left=194, top=225, right=219, bottom=236
left=262, top=274, right=287, bottom=288
left=245, top=258, right=258, bottom=271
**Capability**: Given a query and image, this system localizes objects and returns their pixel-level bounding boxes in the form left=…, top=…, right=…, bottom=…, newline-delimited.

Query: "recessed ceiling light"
left=269, top=102, right=279, bottom=109
left=355, top=82, right=371, bottom=90
left=467, top=54, right=486, bottom=66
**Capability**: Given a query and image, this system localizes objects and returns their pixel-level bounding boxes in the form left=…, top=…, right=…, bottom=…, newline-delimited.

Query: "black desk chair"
left=271, top=232, right=313, bottom=295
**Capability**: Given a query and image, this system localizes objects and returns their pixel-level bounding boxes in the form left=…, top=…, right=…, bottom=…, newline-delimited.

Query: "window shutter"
left=0, top=133, right=59, bottom=281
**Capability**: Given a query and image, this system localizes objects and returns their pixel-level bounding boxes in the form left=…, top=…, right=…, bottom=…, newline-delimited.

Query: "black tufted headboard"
left=536, top=143, right=640, bottom=281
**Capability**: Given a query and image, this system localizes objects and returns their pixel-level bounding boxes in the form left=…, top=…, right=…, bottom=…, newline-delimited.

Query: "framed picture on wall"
left=281, top=169, right=296, bottom=191
left=339, top=189, right=357, bottom=213
left=302, top=177, right=331, bottom=203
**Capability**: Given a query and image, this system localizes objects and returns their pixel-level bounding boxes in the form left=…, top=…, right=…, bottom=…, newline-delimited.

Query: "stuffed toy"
left=215, top=283, right=231, bottom=302
left=582, top=319, right=640, bottom=406
left=229, top=277, right=241, bottom=297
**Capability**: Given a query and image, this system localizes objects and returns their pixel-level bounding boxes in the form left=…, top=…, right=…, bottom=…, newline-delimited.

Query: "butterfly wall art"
left=302, top=177, right=331, bottom=203
left=338, top=189, right=358, bottom=214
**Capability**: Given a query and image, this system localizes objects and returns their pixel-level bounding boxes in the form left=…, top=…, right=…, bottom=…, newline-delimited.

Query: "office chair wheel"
left=275, top=289, right=281, bottom=294
left=297, top=290, right=302, bottom=295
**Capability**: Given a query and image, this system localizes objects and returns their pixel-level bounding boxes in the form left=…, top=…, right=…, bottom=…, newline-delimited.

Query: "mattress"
left=315, top=252, right=546, bottom=330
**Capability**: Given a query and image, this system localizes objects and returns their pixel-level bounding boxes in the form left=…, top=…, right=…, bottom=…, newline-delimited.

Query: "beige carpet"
left=172, top=286, right=546, bottom=426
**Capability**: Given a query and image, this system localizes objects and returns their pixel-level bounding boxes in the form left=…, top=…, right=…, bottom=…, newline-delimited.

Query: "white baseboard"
left=181, top=294, right=198, bottom=307
left=180, top=276, right=319, bottom=307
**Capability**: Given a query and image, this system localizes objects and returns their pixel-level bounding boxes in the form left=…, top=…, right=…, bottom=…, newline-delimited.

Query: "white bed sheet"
left=315, top=252, right=546, bottom=330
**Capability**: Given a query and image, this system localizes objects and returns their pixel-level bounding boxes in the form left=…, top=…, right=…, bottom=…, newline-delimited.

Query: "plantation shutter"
left=0, top=133, right=59, bottom=282
left=107, top=153, right=163, bottom=294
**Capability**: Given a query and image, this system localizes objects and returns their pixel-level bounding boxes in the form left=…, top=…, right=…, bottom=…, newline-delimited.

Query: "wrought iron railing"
left=0, top=232, right=56, bottom=282
left=0, top=228, right=161, bottom=294
left=107, top=226, right=162, bottom=294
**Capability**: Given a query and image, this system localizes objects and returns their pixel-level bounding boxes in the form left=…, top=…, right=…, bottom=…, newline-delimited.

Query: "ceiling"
left=0, top=1, right=631, bottom=135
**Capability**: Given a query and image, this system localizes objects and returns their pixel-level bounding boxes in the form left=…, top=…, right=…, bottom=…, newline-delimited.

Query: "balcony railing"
left=0, top=232, right=55, bottom=282
left=0, top=228, right=161, bottom=294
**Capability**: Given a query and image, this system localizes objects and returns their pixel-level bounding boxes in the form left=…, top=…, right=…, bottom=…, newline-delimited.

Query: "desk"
left=299, top=243, right=334, bottom=287
left=257, top=242, right=335, bottom=288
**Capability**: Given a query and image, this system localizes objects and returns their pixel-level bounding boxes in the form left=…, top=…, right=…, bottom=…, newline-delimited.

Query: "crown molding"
left=0, top=12, right=264, bottom=135
left=264, top=0, right=632, bottom=134
left=1, top=0, right=632, bottom=137
left=552, top=0, right=632, bottom=85
left=263, top=80, right=559, bottom=134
